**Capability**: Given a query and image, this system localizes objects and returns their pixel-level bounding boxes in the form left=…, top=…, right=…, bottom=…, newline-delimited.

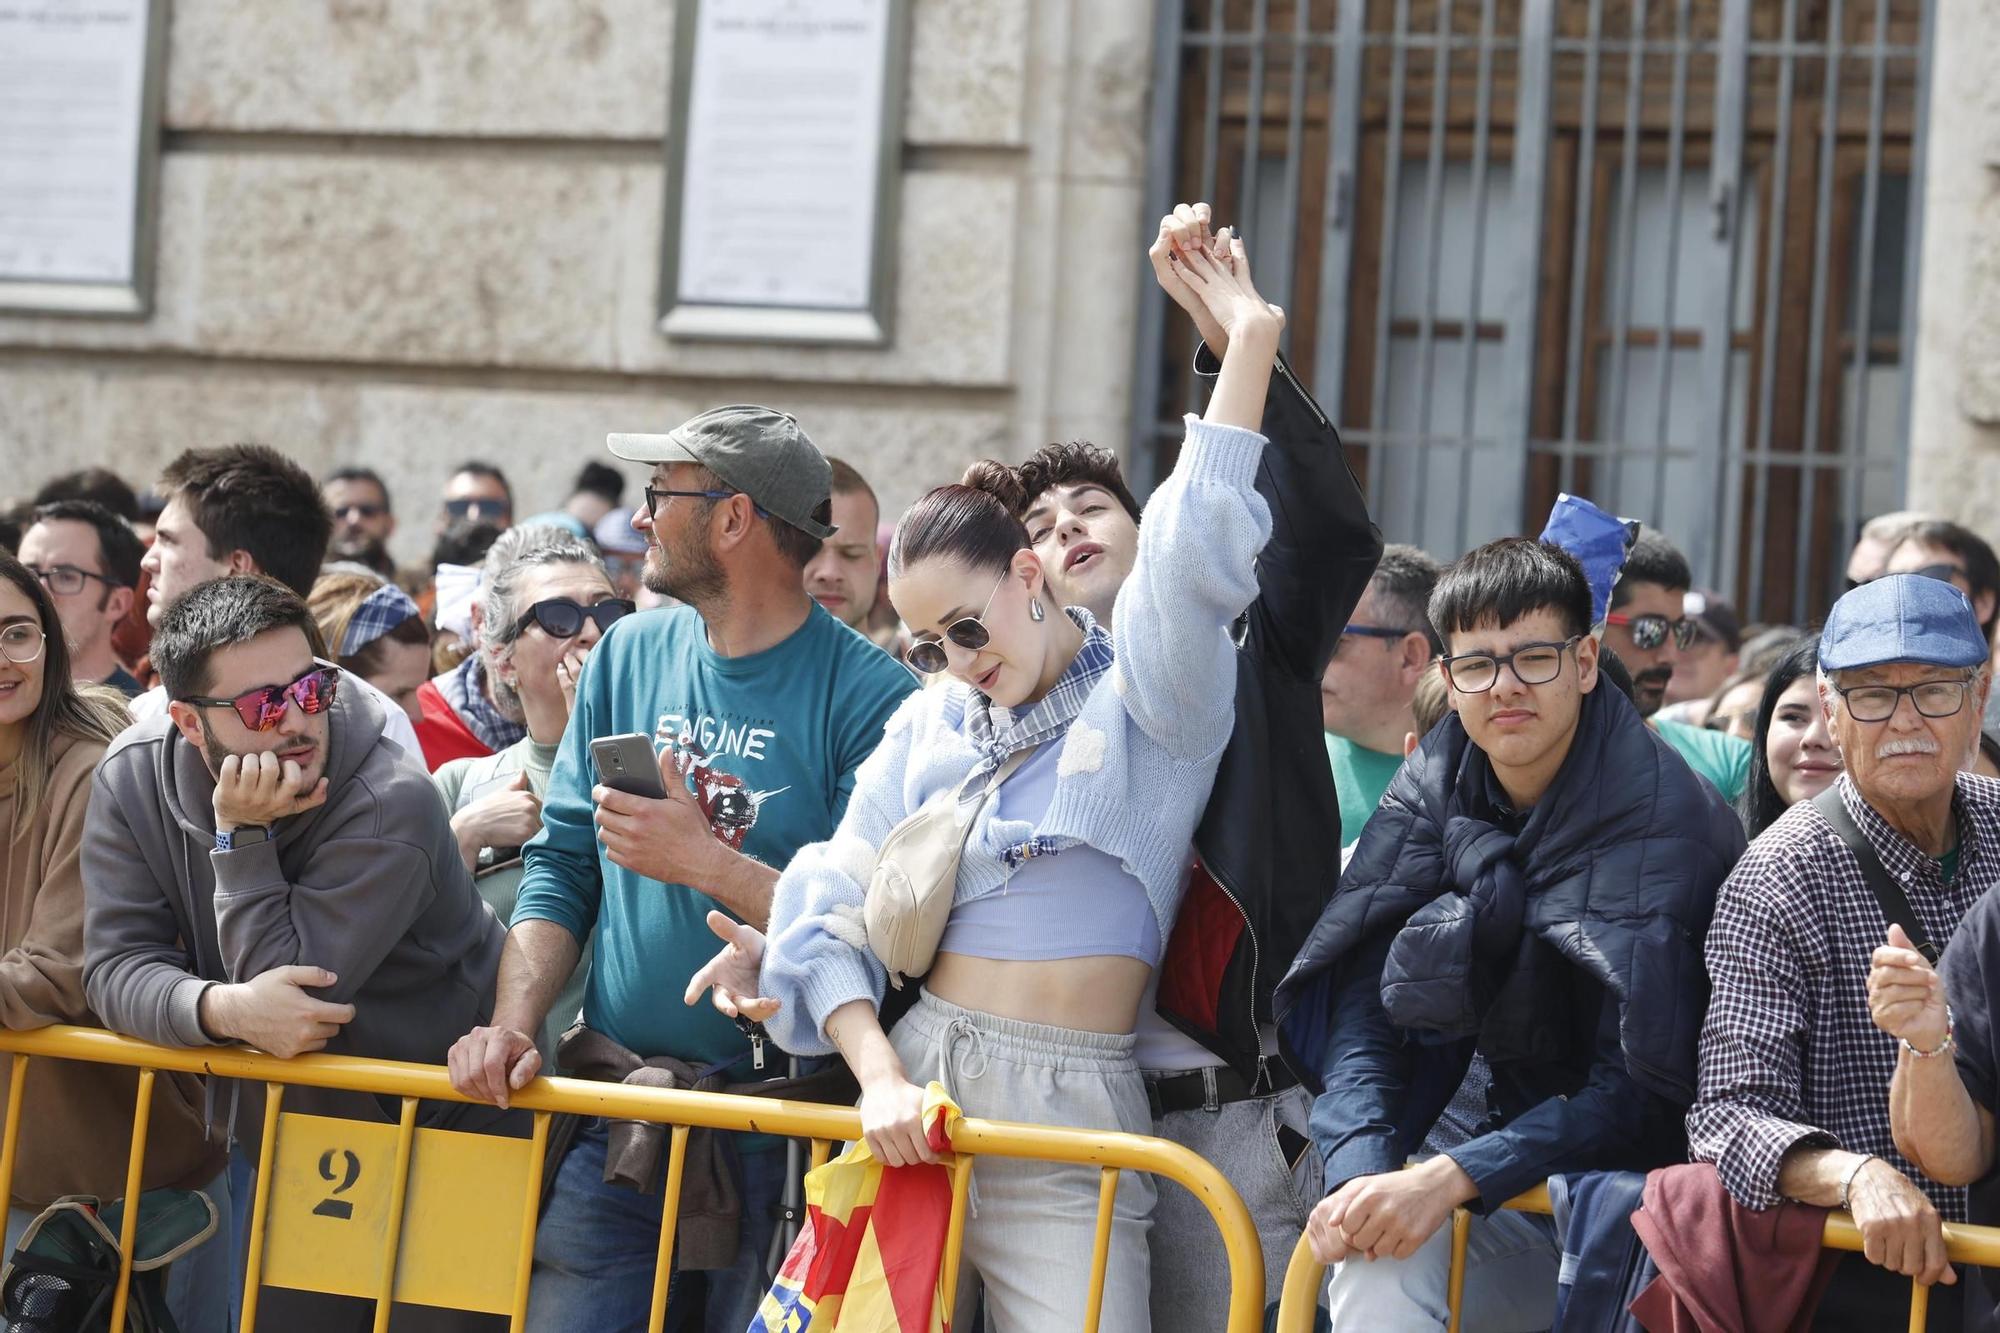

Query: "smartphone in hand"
left=590, top=733, right=669, bottom=800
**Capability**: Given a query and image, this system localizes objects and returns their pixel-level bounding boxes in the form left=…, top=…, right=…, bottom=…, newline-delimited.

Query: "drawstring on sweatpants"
left=933, top=1017, right=990, bottom=1215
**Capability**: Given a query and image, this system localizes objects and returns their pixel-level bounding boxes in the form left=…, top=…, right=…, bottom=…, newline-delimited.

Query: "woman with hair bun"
left=720, top=232, right=1285, bottom=1326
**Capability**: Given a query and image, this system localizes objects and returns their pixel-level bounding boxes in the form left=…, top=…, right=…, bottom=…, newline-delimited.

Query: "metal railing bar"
left=1271, top=0, right=1312, bottom=317
left=1649, top=0, right=1694, bottom=510
left=646, top=1124, right=691, bottom=1333
left=106, top=1067, right=155, bottom=1333
left=1793, top=0, right=1846, bottom=620
left=0, top=1054, right=29, bottom=1216
left=1411, top=0, right=1457, bottom=541
left=1455, top=0, right=1499, bottom=547
left=1081, top=1166, right=1121, bottom=1333
left=508, top=1111, right=550, bottom=1331
left=1444, top=1206, right=1474, bottom=1333
left=1604, top=0, right=1650, bottom=502
left=1558, top=0, right=1607, bottom=492
left=1746, top=0, right=1801, bottom=620
left=371, top=1096, right=420, bottom=1333
left=1238, top=0, right=1272, bottom=248
left=239, top=1082, right=285, bottom=1333
left=1838, top=0, right=1891, bottom=605
left=1365, top=0, right=1415, bottom=517
left=940, top=1152, right=975, bottom=1314
left=808, top=1137, right=831, bottom=1172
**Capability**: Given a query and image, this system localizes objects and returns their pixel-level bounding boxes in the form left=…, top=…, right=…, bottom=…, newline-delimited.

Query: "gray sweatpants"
left=1148, top=1084, right=1325, bottom=1331
left=890, top=992, right=1155, bottom=1333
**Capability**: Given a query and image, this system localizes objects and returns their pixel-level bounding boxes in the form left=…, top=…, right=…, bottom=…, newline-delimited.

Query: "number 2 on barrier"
left=313, top=1148, right=361, bottom=1219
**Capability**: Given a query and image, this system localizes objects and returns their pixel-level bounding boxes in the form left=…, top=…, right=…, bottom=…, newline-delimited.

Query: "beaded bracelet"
left=1901, top=1004, right=1956, bottom=1060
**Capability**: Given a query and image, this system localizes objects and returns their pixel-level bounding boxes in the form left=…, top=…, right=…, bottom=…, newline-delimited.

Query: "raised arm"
left=1109, top=233, right=1279, bottom=759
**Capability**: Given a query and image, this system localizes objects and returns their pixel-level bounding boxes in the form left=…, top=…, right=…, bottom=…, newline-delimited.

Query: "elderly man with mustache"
left=1688, top=574, right=1998, bottom=1333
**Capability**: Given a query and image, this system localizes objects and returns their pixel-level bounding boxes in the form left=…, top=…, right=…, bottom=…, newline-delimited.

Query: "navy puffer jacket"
left=1277, top=679, right=1744, bottom=1110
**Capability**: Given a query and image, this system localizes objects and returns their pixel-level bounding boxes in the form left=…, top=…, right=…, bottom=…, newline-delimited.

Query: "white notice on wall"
left=0, top=0, right=151, bottom=289
left=676, top=0, right=889, bottom=311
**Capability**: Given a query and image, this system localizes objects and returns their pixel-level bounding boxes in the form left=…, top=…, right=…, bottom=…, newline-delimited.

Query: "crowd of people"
left=2, top=204, right=2000, bottom=1332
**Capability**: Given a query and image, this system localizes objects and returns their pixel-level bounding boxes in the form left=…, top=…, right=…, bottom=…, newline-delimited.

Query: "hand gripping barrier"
left=1272, top=1180, right=2000, bottom=1333
left=0, top=1024, right=1265, bottom=1332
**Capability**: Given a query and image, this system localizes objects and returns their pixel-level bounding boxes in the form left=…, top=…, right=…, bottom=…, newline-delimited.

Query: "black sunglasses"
left=180, top=660, right=342, bottom=732
left=1603, top=612, right=1698, bottom=652
left=443, top=497, right=511, bottom=521
left=508, top=597, right=635, bottom=641
left=906, top=572, right=1009, bottom=676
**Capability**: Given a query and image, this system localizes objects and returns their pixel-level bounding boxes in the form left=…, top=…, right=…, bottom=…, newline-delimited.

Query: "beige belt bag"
left=865, top=747, right=1037, bottom=987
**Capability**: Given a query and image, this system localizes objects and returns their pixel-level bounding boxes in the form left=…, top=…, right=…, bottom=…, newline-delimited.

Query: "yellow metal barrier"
left=1272, top=1179, right=2000, bottom=1333
left=0, top=1024, right=1264, bottom=1332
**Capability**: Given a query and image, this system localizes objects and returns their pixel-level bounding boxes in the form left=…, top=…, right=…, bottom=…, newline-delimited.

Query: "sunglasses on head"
left=181, top=661, right=341, bottom=731
left=905, top=571, right=1010, bottom=676
left=509, top=597, right=636, bottom=641
left=1603, top=611, right=1698, bottom=652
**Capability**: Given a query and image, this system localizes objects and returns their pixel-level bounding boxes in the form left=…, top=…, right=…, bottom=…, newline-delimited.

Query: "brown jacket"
left=0, top=731, right=220, bottom=1208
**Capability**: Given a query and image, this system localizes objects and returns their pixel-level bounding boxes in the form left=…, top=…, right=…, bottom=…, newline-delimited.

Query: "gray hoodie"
left=82, top=678, right=506, bottom=1130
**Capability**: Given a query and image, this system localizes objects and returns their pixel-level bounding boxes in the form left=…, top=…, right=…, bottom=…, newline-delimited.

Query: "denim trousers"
left=1325, top=1206, right=1560, bottom=1332
left=1149, top=1085, right=1324, bottom=1332
left=890, top=992, right=1156, bottom=1333
left=526, top=1119, right=784, bottom=1333
left=3, top=1165, right=232, bottom=1332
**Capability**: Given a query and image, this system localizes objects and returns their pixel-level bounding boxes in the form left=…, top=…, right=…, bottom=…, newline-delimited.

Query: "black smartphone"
left=590, top=733, right=669, bottom=799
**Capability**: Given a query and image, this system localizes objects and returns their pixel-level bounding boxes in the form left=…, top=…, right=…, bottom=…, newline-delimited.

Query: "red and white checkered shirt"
left=1687, top=772, right=2000, bottom=1216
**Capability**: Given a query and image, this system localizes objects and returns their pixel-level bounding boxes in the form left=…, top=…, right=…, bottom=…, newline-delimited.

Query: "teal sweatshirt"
left=513, top=601, right=914, bottom=1068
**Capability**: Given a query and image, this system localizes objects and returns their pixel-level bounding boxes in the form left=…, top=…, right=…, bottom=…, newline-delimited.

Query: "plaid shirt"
left=961, top=607, right=1114, bottom=774
left=1687, top=772, right=2000, bottom=1215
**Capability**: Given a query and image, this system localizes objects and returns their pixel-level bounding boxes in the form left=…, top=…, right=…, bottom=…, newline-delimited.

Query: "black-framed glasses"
left=1440, top=637, right=1582, bottom=694
left=1832, top=677, right=1974, bottom=723
left=180, top=660, right=342, bottom=732
left=905, top=572, right=1010, bottom=676
left=508, top=597, right=636, bottom=641
left=27, top=563, right=124, bottom=596
left=643, top=485, right=768, bottom=521
left=0, top=623, right=45, bottom=665
left=443, top=497, right=511, bottom=521
left=1603, top=612, right=1698, bottom=652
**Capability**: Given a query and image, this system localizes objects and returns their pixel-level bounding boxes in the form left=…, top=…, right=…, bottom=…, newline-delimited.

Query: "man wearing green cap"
left=447, top=405, right=915, bottom=1329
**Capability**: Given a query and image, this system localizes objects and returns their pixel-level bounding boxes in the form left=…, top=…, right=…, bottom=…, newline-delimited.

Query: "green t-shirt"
left=1324, top=732, right=1408, bottom=847
left=1652, top=717, right=1753, bottom=805
left=513, top=602, right=916, bottom=1069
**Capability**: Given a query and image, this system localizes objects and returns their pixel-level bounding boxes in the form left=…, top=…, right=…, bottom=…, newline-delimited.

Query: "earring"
left=1029, top=599, right=1045, bottom=622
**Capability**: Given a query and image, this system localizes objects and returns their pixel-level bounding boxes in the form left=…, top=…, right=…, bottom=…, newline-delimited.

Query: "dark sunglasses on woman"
left=905, top=571, right=1008, bottom=676
left=509, top=597, right=636, bottom=641
left=180, top=661, right=342, bottom=732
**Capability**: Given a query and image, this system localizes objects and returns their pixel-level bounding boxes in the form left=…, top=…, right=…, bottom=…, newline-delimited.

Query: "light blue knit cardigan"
left=759, top=416, right=1273, bottom=1056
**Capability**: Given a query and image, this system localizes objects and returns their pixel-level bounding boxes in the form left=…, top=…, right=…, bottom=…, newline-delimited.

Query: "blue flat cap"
left=1819, top=573, right=1991, bottom=672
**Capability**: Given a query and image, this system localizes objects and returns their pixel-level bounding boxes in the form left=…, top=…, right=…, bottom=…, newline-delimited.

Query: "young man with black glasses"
left=82, top=574, right=511, bottom=1330
left=16, top=499, right=145, bottom=695
left=1275, top=537, right=1744, bottom=1331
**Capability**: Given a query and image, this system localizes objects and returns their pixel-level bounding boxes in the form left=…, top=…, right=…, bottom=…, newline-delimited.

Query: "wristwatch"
left=215, top=824, right=271, bottom=852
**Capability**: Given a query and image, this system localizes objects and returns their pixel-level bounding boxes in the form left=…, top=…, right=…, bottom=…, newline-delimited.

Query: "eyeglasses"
left=905, top=572, right=1010, bottom=676
left=508, top=597, right=636, bottom=641
left=332, top=502, right=387, bottom=521
left=442, top=498, right=511, bottom=522
left=1832, top=677, right=1973, bottom=724
left=1440, top=637, right=1582, bottom=694
left=0, top=623, right=46, bottom=665
left=27, top=563, right=124, bottom=597
left=1603, top=612, right=1698, bottom=652
left=180, top=661, right=342, bottom=731
left=643, top=486, right=768, bottom=521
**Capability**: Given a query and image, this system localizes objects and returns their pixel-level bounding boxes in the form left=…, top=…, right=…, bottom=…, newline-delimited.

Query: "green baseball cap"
left=608, top=404, right=836, bottom=540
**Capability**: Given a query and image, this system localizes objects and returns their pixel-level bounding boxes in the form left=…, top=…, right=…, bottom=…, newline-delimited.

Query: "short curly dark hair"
left=1014, top=442, right=1142, bottom=525
left=154, top=574, right=327, bottom=701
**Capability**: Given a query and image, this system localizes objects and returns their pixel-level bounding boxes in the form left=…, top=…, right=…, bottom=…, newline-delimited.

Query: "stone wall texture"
left=0, top=0, right=1150, bottom=565
left=1905, top=0, right=2000, bottom=541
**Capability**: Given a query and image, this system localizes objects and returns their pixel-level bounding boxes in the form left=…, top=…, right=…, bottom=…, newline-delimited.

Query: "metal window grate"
left=1133, top=0, right=1933, bottom=624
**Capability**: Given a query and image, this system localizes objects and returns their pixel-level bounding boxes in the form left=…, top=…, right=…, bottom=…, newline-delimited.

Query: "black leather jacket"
left=1154, top=347, right=1380, bottom=1089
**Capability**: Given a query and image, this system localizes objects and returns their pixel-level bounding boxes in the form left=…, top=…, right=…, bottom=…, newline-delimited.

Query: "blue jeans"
left=527, top=1121, right=786, bottom=1333
left=3, top=1166, right=232, bottom=1333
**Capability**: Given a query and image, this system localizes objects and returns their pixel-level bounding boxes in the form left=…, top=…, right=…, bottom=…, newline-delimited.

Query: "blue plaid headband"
left=339, top=582, right=423, bottom=657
